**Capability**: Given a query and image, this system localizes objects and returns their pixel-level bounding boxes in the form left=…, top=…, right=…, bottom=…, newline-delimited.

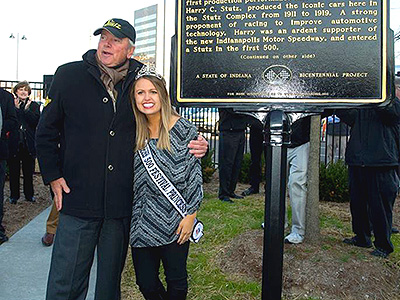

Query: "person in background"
left=242, top=118, right=263, bottom=197
left=325, top=114, right=348, bottom=164
left=8, top=81, right=40, bottom=204
left=0, top=88, right=18, bottom=244
left=392, top=76, right=400, bottom=235
left=36, top=18, right=207, bottom=300
left=218, top=108, right=248, bottom=203
left=284, top=116, right=311, bottom=244
left=396, top=76, right=400, bottom=97
left=339, top=93, right=400, bottom=258
left=41, top=189, right=58, bottom=246
left=130, top=66, right=203, bottom=300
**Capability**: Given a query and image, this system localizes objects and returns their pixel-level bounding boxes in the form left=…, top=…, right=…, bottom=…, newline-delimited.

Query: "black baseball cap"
left=94, top=18, right=136, bottom=43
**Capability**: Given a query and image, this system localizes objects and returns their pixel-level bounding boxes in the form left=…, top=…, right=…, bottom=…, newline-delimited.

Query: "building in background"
left=134, top=5, right=158, bottom=67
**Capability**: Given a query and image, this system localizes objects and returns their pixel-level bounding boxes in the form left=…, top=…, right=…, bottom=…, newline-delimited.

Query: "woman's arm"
left=177, top=124, right=204, bottom=244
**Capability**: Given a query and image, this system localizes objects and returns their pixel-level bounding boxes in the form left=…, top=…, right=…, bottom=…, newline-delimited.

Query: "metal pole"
left=261, top=110, right=290, bottom=300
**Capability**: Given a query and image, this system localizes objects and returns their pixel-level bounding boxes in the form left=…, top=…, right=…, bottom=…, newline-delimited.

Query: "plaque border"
left=175, top=0, right=389, bottom=106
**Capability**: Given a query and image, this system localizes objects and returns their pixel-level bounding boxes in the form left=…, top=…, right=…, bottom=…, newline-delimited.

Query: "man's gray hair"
left=129, top=39, right=135, bottom=48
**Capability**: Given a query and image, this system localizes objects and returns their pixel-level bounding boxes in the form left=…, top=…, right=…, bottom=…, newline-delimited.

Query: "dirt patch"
left=218, top=199, right=400, bottom=300
left=2, top=174, right=51, bottom=237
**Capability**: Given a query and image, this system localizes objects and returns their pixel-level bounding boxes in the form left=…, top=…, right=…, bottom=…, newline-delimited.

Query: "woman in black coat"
left=8, top=81, right=40, bottom=203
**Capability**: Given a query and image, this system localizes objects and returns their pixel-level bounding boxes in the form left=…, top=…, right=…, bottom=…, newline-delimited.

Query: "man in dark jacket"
left=36, top=18, right=207, bottom=300
left=338, top=98, right=400, bottom=258
left=0, top=88, right=18, bottom=244
left=241, top=118, right=263, bottom=196
left=8, top=81, right=40, bottom=203
left=218, top=108, right=248, bottom=203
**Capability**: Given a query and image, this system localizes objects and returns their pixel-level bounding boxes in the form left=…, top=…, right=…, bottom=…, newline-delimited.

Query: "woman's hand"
left=25, top=99, right=32, bottom=110
left=14, top=98, right=21, bottom=109
left=176, top=213, right=196, bottom=244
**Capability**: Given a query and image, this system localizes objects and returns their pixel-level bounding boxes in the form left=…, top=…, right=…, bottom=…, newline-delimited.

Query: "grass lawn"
left=121, top=187, right=400, bottom=300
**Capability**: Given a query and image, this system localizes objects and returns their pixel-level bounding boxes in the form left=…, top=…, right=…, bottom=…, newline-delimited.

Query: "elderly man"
left=36, top=19, right=207, bottom=300
left=0, top=88, right=18, bottom=245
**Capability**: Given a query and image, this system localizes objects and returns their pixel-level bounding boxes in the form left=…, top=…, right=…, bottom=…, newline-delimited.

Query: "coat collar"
left=82, top=50, right=143, bottom=97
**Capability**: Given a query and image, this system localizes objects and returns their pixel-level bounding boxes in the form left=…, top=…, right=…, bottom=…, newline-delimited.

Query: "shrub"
left=319, top=159, right=350, bottom=202
left=238, top=152, right=265, bottom=184
left=238, top=153, right=252, bottom=183
left=201, top=150, right=216, bottom=183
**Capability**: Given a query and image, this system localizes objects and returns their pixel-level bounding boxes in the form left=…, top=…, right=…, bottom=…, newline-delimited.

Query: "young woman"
left=130, top=66, right=203, bottom=300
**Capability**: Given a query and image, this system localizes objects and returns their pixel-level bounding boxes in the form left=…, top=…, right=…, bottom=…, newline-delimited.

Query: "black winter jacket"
left=0, top=89, right=18, bottom=160
left=9, top=100, right=40, bottom=157
left=289, top=116, right=311, bottom=148
left=218, top=108, right=248, bottom=131
left=336, top=98, right=400, bottom=167
left=36, top=50, right=143, bottom=219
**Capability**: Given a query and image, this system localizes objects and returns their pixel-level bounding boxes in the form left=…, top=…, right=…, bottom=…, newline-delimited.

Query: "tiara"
left=135, top=65, right=163, bottom=81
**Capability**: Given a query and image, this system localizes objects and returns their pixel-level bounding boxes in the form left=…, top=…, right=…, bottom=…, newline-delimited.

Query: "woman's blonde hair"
left=130, top=75, right=180, bottom=152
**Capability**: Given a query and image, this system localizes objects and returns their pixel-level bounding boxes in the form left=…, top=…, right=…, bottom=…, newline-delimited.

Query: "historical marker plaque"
left=175, top=0, right=391, bottom=107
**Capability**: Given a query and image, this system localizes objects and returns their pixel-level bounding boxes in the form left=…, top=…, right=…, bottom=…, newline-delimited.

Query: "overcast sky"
left=0, top=0, right=399, bottom=82
left=0, top=0, right=163, bottom=82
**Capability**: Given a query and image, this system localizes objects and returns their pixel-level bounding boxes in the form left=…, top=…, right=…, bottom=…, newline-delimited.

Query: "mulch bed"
left=2, top=174, right=51, bottom=237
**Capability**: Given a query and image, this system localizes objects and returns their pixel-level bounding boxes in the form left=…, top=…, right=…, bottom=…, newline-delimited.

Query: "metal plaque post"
left=262, top=110, right=290, bottom=300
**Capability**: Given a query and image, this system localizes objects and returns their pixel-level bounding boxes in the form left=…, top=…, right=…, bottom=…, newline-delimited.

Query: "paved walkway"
left=0, top=207, right=96, bottom=300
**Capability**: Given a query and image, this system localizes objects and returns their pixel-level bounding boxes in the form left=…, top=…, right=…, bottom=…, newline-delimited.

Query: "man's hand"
left=176, top=213, right=196, bottom=244
left=50, top=178, right=70, bottom=211
left=188, top=135, right=208, bottom=158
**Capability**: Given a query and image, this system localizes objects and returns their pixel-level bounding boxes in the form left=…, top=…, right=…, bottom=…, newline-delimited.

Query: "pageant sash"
left=138, top=144, right=204, bottom=243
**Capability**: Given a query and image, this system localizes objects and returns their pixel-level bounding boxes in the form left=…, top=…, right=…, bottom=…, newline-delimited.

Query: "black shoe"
left=241, top=187, right=259, bottom=197
left=41, top=233, right=55, bottom=247
left=230, top=193, right=244, bottom=199
left=343, top=236, right=372, bottom=248
left=0, top=235, right=9, bottom=245
left=26, top=197, right=36, bottom=203
left=220, top=196, right=234, bottom=203
left=392, top=227, right=399, bottom=234
left=9, top=198, right=18, bottom=204
left=370, top=248, right=389, bottom=258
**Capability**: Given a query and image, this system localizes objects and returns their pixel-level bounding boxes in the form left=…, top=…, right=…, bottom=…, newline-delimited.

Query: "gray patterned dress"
left=130, top=118, right=203, bottom=248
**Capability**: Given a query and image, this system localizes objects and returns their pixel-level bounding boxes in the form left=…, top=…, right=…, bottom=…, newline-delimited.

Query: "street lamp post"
left=9, top=33, right=27, bottom=81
